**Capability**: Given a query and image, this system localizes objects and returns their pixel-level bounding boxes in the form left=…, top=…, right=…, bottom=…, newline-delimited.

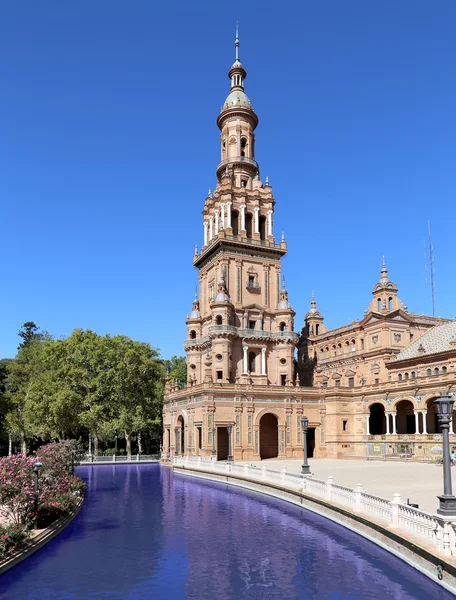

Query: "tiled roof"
left=395, top=320, right=456, bottom=361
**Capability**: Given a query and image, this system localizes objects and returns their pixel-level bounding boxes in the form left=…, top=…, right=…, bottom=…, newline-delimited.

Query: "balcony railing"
left=246, top=281, right=261, bottom=292
left=190, top=326, right=299, bottom=343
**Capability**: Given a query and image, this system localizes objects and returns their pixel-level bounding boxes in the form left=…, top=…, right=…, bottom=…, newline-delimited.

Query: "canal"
left=0, top=464, right=452, bottom=599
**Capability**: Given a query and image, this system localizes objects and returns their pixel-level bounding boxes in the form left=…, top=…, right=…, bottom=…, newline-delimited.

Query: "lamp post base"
left=301, top=464, right=311, bottom=475
left=227, top=455, right=233, bottom=463
left=437, top=494, right=456, bottom=516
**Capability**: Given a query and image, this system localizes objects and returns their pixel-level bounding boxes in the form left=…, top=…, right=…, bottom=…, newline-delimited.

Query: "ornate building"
left=163, top=34, right=456, bottom=462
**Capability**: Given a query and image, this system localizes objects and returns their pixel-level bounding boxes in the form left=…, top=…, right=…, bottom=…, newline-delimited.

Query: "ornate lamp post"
left=33, top=461, right=42, bottom=529
left=227, top=424, right=234, bottom=463
left=435, top=393, right=456, bottom=516
left=8, top=433, right=12, bottom=457
left=114, top=433, right=118, bottom=454
left=212, top=428, right=217, bottom=457
left=301, top=416, right=311, bottom=475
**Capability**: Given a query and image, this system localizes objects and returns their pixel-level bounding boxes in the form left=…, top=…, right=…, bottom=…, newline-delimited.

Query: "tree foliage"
left=164, top=355, right=187, bottom=389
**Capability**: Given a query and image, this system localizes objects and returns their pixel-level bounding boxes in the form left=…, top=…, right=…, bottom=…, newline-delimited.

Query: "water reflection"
left=0, top=465, right=452, bottom=600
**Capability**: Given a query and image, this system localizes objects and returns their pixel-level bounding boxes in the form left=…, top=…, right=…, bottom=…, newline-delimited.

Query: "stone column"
left=261, top=347, right=267, bottom=376
left=254, top=207, right=260, bottom=233
left=209, top=216, right=214, bottom=241
left=203, top=221, right=208, bottom=246
left=365, top=415, right=370, bottom=435
left=392, top=412, right=397, bottom=435
left=414, top=411, right=420, bottom=434
left=385, top=413, right=390, bottom=435
left=422, top=410, right=428, bottom=435
left=220, top=203, right=225, bottom=229
left=267, top=210, right=273, bottom=237
left=214, top=209, right=219, bottom=235
left=226, top=202, right=232, bottom=229
left=242, top=345, right=248, bottom=374
left=240, top=204, right=246, bottom=231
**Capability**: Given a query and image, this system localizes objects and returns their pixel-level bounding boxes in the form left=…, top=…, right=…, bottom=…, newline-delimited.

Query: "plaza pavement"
left=241, top=458, right=447, bottom=515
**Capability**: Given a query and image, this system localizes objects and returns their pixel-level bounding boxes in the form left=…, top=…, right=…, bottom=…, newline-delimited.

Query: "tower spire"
left=235, top=22, right=240, bottom=62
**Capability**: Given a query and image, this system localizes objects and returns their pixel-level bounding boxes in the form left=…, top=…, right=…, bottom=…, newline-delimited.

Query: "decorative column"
left=174, top=427, right=180, bottom=455
left=212, top=427, right=217, bottom=457
left=301, top=416, right=311, bottom=475
left=227, top=424, right=233, bottom=462
left=226, top=202, right=232, bottom=229
left=214, top=209, right=219, bottom=235
left=365, top=414, right=370, bottom=435
left=385, top=413, right=390, bottom=435
left=203, top=221, right=208, bottom=246
left=392, top=412, right=397, bottom=435
left=261, top=347, right=267, bottom=376
left=414, top=411, right=420, bottom=434
left=242, top=345, right=248, bottom=374
left=422, top=410, right=428, bottom=434
left=240, top=204, right=246, bottom=231
left=254, top=207, right=260, bottom=233
left=267, top=210, right=273, bottom=237
left=209, top=216, right=214, bottom=241
left=220, top=203, right=225, bottom=229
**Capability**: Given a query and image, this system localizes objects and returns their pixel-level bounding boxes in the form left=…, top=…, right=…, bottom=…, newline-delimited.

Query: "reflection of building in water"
left=163, top=30, right=455, bottom=461
left=168, top=474, right=426, bottom=599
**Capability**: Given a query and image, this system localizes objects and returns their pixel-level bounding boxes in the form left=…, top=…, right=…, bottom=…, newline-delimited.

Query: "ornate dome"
left=222, top=90, right=253, bottom=111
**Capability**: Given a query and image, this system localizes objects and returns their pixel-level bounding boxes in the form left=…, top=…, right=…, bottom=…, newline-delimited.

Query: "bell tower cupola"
left=369, top=257, right=402, bottom=314
left=216, top=25, right=259, bottom=187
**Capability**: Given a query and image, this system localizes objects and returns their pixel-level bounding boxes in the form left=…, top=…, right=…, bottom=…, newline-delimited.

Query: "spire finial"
left=235, top=22, right=240, bottom=62
left=381, top=255, right=388, bottom=276
left=194, top=287, right=198, bottom=301
left=282, top=275, right=286, bottom=291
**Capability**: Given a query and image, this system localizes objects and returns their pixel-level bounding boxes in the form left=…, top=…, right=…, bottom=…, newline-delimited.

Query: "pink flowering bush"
left=0, top=441, right=86, bottom=556
left=0, top=523, right=30, bottom=557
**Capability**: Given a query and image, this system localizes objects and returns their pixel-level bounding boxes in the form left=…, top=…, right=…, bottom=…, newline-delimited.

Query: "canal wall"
left=173, top=458, right=456, bottom=595
left=0, top=497, right=84, bottom=575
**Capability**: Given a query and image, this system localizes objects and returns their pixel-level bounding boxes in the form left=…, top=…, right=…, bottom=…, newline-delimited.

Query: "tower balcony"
left=206, top=324, right=299, bottom=343
left=194, top=232, right=286, bottom=267
left=216, top=156, right=259, bottom=180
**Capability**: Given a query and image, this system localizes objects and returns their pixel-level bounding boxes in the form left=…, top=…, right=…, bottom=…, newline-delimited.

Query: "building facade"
left=162, top=35, right=456, bottom=462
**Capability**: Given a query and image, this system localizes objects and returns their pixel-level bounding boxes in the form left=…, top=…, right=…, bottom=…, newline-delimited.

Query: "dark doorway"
left=307, top=427, right=315, bottom=458
left=259, top=413, right=278, bottom=459
left=259, top=215, right=266, bottom=240
left=232, top=210, right=239, bottom=236
left=177, top=416, right=184, bottom=455
left=217, top=427, right=229, bottom=461
left=396, top=400, right=415, bottom=434
left=197, top=427, right=202, bottom=453
left=245, top=213, right=253, bottom=238
left=369, top=403, right=386, bottom=435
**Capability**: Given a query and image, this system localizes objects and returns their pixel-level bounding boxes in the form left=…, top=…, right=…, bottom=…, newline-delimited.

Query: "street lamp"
left=114, top=433, right=118, bottom=454
left=174, top=427, right=179, bottom=456
left=301, top=416, right=311, bottom=475
left=8, top=433, right=12, bottom=457
left=212, top=428, right=217, bottom=457
left=435, top=393, right=456, bottom=515
left=33, top=461, right=42, bottom=529
left=227, top=424, right=234, bottom=463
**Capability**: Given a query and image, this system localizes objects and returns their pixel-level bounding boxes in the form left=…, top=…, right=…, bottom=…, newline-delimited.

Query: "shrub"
left=0, top=523, right=30, bottom=557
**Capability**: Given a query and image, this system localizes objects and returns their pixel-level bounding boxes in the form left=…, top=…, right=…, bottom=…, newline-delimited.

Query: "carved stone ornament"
left=394, top=333, right=401, bottom=342
left=372, top=335, right=379, bottom=344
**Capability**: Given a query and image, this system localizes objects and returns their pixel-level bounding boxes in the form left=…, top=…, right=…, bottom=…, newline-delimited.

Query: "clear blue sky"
left=1, top=1, right=455, bottom=359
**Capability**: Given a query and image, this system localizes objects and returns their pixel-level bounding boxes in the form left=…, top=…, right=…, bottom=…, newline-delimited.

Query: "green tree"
left=17, top=322, right=42, bottom=350
left=107, top=336, right=164, bottom=457
left=164, top=355, right=187, bottom=389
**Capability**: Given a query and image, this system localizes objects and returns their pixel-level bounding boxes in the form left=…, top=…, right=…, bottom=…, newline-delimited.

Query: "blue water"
left=0, top=465, right=453, bottom=599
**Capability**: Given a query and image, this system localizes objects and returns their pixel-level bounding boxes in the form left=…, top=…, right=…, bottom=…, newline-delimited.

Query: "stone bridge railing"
left=173, top=456, right=456, bottom=559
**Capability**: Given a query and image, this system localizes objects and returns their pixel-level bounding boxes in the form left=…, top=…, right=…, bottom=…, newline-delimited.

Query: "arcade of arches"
left=367, top=398, right=447, bottom=436
left=259, top=413, right=278, bottom=459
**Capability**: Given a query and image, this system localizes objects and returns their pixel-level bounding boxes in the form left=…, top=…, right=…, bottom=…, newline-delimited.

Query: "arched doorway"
left=177, top=415, right=185, bottom=455
left=396, top=400, right=415, bottom=434
left=259, top=413, right=278, bottom=459
left=425, top=398, right=441, bottom=434
left=369, top=403, right=386, bottom=435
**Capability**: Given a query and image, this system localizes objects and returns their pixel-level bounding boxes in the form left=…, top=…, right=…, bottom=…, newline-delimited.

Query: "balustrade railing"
left=173, top=456, right=455, bottom=558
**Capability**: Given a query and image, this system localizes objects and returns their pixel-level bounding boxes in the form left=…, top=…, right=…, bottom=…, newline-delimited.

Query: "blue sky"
left=1, top=1, right=455, bottom=359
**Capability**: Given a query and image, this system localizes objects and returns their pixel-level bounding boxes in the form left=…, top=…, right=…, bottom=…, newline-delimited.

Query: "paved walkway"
left=242, top=458, right=448, bottom=514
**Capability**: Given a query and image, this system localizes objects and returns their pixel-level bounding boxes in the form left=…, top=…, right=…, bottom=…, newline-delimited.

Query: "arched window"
left=215, top=315, right=222, bottom=325
left=388, top=297, right=393, bottom=310
left=442, top=366, right=448, bottom=374
left=190, top=330, right=196, bottom=339
left=434, top=367, right=439, bottom=376
left=411, top=371, right=416, bottom=379
left=315, top=324, right=320, bottom=335
left=279, top=322, right=286, bottom=332
left=426, top=368, right=432, bottom=376
left=345, top=341, right=350, bottom=352
left=377, top=298, right=382, bottom=312
left=240, top=137, right=247, bottom=157
left=404, top=372, right=409, bottom=380
left=231, top=210, right=239, bottom=236
left=338, top=343, right=342, bottom=355
left=351, top=339, right=356, bottom=352
left=398, top=373, right=402, bottom=381
left=332, top=345, right=337, bottom=356
left=259, top=215, right=266, bottom=240
left=248, top=351, right=256, bottom=373
left=245, top=213, right=253, bottom=238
